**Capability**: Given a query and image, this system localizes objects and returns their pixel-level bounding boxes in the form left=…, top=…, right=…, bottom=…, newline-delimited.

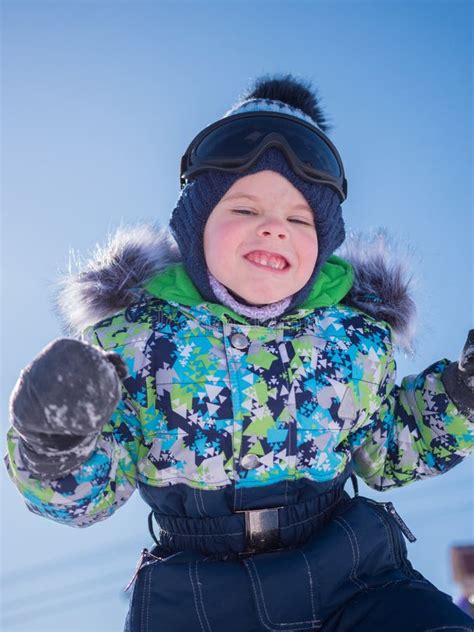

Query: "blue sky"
left=1, top=1, right=473, bottom=630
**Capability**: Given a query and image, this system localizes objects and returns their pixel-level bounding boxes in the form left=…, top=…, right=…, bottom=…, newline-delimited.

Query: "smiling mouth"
left=244, top=251, right=290, bottom=271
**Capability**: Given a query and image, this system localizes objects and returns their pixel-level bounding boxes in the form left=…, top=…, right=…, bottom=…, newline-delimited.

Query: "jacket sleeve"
left=4, top=326, right=144, bottom=528
left=349, top=352, right=474, bottom=491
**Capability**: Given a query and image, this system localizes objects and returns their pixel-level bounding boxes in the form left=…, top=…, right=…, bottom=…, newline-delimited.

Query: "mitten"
left=9, top=338, right=128, bottom=479
left=442, top=329, right=474, bottom=420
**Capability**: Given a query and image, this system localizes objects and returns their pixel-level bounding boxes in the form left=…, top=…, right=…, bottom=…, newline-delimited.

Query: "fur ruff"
left=336, top=229, right=417, bottom=355
left=53, top=224, right=416, bottom=354
left=52, top=224, right=180, bottom=338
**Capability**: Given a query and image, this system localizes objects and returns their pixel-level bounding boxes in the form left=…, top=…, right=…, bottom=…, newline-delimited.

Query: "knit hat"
left=169, top=74, right=346, bottom=313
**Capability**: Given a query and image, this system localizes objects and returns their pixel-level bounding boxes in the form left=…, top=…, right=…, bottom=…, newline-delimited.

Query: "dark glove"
left=442, top=329, right=474, bottom=419
left=9, top=338, right=128, bottom=479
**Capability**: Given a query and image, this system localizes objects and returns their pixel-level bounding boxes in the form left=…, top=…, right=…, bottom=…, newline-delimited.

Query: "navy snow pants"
left=322, top=580, right=473, bottom=631
left=123, top=495, right=473, bottom=631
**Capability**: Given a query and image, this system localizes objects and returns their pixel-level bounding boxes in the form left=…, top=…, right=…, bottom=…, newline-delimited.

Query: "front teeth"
left=247, top=253, right=287, bottom=270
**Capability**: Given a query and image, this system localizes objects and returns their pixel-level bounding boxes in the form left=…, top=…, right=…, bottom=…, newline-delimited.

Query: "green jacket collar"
left=144, top=256, right=353, bottom=324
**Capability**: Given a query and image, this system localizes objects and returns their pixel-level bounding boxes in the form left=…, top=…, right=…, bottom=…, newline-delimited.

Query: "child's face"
left=203, top=170, right=318, bottom=305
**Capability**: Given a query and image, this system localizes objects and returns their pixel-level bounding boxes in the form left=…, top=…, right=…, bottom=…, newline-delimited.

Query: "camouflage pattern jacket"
left=5, top=227, right=473, bottom=527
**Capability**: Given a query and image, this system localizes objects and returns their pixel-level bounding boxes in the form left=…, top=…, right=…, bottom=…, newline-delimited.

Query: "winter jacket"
left=4, top=226, right=474, bottom=632
left=4, top=226, right=472, bottom=528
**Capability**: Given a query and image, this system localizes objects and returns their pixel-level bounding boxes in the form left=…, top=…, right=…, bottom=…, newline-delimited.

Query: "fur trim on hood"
left=52, top=224, right=416, bottom=355
left=336, top=229, right=416, bottom=356
left=52, top=225, right=180, bottom=338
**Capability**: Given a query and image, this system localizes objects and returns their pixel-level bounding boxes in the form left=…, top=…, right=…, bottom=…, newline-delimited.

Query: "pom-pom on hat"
left=224, top=74, right=332, bottom=131
left=169, top=73, right=346, bottom=314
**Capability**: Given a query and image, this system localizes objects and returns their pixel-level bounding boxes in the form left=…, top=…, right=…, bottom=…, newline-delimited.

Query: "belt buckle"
left=236, top=506, right=283, bottom=555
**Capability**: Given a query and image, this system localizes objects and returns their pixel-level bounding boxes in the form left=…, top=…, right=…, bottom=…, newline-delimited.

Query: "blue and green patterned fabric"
left=4, top=258, right=473, bottom=527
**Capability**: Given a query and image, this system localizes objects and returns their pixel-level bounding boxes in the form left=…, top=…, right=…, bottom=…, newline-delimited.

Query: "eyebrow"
left=222, top=193, right=313, bottom=213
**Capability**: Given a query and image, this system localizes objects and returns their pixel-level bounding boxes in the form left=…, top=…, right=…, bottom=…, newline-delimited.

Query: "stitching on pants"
left=194, top=487, right=204, bottom=518
left=251, top=556, right=321, bottom=628
left=246, top=557, right=320, bottom=628
left=196, top=486, right=207, bottom=516
left=148, top=563, right=153, bottom=632
left=198, top=487, right=207, bottom=516
left=195, top=561, right=213, bottom=632
left=189, top=562, right=207, bottom=632
left=367, top=505, right=396, bottom=567
left=244, top=560, right=274, bottom=632
left=333, top=518, right=366, bottom=591
left=333, top=518, right=360, bottom=590
left=337, top=516, right=368, bottom=590
left=299, top=550, right=318, bottom=623
left=140, top=564, right=148, bottom=632
left=145, top=564, right=152, bottom=632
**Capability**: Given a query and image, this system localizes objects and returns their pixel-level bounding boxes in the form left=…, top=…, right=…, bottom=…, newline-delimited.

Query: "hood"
left=52, top=224, right=416, bottom=354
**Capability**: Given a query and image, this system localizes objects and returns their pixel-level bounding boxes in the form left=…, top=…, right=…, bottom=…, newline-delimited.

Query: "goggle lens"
left=194, top=115, right=342, bottom=178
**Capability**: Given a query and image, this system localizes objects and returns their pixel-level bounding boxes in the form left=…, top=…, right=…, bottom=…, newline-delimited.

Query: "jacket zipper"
left=124, top=548, right=162, bottom=592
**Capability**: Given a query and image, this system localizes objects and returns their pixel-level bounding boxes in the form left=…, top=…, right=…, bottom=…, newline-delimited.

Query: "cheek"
left=204, top=220, right=238, bottom=266
left=298, top=232, right=319, bottom=273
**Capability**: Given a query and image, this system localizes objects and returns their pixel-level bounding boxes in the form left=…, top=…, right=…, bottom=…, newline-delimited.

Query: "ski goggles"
left=180, top=111, right=348, bottom=202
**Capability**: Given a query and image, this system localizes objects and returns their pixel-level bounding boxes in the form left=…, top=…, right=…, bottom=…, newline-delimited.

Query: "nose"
left=257, top=217, right=288, bottom=240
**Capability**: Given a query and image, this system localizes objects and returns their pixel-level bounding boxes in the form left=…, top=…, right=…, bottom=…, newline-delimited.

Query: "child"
left=5, top=74, right=474, bottom=632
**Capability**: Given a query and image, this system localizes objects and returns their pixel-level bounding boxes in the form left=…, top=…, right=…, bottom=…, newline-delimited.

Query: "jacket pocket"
left=140, top=429, right=233, bottom=487
left=243, top=549, right=322, bottom=630
left=242, top=495, right=412, bottom=629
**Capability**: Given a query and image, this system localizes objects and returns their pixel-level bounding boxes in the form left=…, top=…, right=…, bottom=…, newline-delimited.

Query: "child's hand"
left=442, top=330, right=474, bottom=417
left=9, top=338, right=128, bottom=452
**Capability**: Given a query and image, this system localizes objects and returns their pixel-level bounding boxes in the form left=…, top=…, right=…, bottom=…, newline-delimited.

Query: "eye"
left=232, top=209, right=257, bottom=216
left=288, top=218, right=314, bottom=226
